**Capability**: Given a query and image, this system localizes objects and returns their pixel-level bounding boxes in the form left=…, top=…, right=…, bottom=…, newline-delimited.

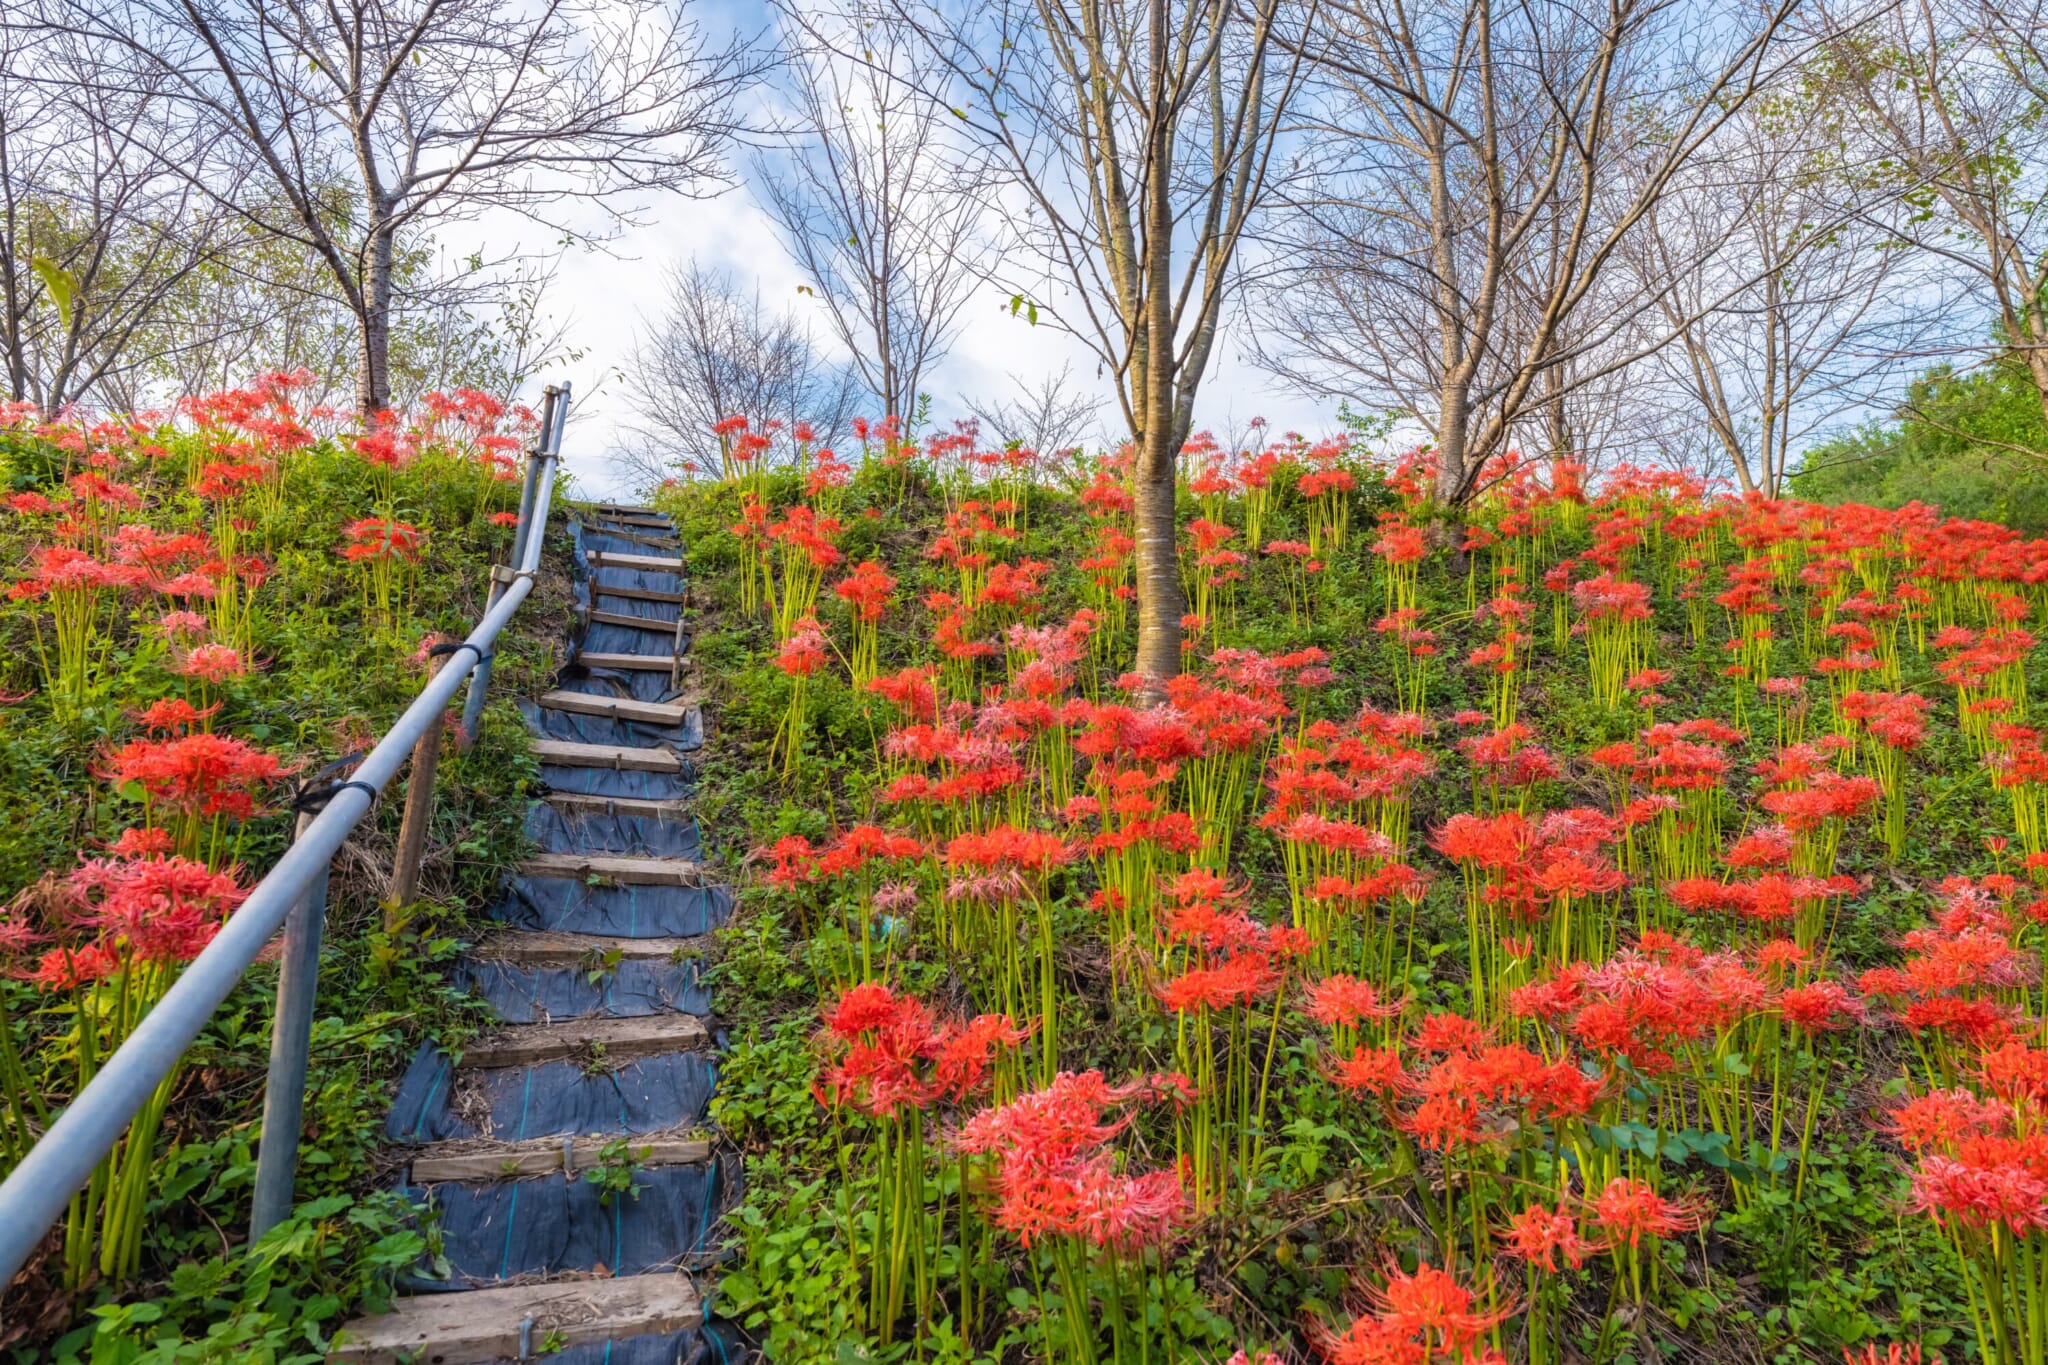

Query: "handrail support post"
left=247, top=812, right=329, bottom=1245
left=387, top=653, right=449, bottom=918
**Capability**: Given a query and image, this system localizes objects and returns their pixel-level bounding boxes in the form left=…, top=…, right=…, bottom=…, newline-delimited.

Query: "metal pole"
left=461, top=384, right=568, bottom=747
left=0, top=496, right=554, bottom=1287
left=247, top=811, right=330, bottom=1244
left=506, top=387, right=561, bottom=572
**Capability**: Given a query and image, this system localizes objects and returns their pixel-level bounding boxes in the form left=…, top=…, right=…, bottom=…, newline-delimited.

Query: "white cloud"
left=445, top=188, right=1343, bottom=500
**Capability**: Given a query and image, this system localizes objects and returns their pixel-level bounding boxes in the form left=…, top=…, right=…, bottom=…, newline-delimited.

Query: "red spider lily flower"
left=1842, top=1347, right=1936, bottom=1365
left=340, top=517, right=426, bottom=562
left=866, top=665, right=939, bottom=722
left=775, top=617, right=830, bottom=677
left=1411, top=1011, right=1487, bottom=1054
left=1777, top=980, right=1867, bottom=1034
left=1976, top=1040, right=2048, bottom=1108
left=1910, top=1153, right=2048, bottom=1234
left=171, top=643, right=251, bottom=683
left=1307, top=974, right=1405, bottom=1029
left=1503, top=1202, right=1596, bottom=1272
left=66, top=853, right=247, bottom=962
left=824, top=979, right=909, bottom=1037
left=32, top=943, right=122, bottom=991
left=1311, top=1262, right=1509, bottom=1365
left=134, top=699, right=218, bottom=735
left=816, top=981, right=1018, bottom=1117
left=956, top=1071, right=1187, bottom=1251
left=102, top=732, right=296, bottom=821
left=107, top=827, right=175, bottom=858
left=156, top=610, right=211, bottom=637
left=833, top=559, right=896, bottom=623
left=1326, top=1044, right=1408, bottom=1098
left=932, top=1013, right=1031, bottom=1102
left=1156, top=956, right=1277, bottom=1013
left=1585, top=1176, right=1708, bottom=1249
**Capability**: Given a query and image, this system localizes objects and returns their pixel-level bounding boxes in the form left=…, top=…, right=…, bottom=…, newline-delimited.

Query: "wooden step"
left=531, top=739, right=684, bottom=773
left=591, top=582, right=687, bottom=605
left=330, top=1272, right=703, bottom=1364
left=574, top=650, right=681, bottom=673
left=586, top=550, right=685, bottom=574
left=593, top=502, right=661, bottom=517
left=462, top=1013, right=709, bottom=1069
left=408, top=1131, right=712, bottom=1183
left=539, top=689, right=693, bottom=726
left=520, top=853, right=705, bottom=886
left=587, top=525, right=680, bottom=548
left=588, top=608, right=685, bottom=634
left=471, top=931, right=706, bottom=964
left=543, top=791, right=693, bottom=818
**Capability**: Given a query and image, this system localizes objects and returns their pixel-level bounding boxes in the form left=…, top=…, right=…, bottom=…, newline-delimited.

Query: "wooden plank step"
left=574, top=650, right=680, bottom=673
left=539, top=690, right=692, bottom=726
left=531, top=739, right=683, bottom=773
left=586, top=550, right=685, bottom=573
left=408, top=1132, right=711, bottom=1183
left=463, top=1013, right=710, bottom=1069
left=471, top=931, right=705, bottom=964
left=593, top=502, right=660, bottom=516
left=587, top=525, right=680, bottom=548
left=520, top=853, right=705, bottom=886
left=330, top=1272, right=703, bottom=1364
left=588, top=608, right=685, bottom=634
left=592, top=582, right=687, bottom=605
left=543, top=791, right=693, bottom=818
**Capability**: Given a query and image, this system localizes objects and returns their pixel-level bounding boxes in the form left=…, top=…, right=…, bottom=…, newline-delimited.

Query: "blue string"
left=496, top=1182, right=521, bottom=1281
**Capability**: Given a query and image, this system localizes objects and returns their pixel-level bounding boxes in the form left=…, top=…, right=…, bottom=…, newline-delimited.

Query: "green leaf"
left=20, top=244, right=86, bottom=325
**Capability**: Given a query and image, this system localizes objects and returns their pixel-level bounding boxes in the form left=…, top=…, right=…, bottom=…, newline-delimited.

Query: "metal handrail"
left=0, top=383, right=573, bottom=1288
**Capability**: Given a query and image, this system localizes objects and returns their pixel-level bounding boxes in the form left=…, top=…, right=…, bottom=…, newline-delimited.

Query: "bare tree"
left=1813, top=0, right=2048, bottom=439
left=36, top=0, right=756, bottom=414
left=1256, top=0, right=1802, bottom=512
left=616, top=262, right=861, bottom=485
left=0, top=25, right=237, bottom=410
left=852, top=0, right=1307, bottom=684
left=968, top=362, right=1106, bottom=466
left=1629, top=103, right=1932, bottom=496
left=761, top=9, right=982, bottom=420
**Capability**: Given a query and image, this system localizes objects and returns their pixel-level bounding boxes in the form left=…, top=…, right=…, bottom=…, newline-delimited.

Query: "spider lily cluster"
left=0, top=378, right=523, bottom=1291
left=681, top=415, right=2048, bottom=1362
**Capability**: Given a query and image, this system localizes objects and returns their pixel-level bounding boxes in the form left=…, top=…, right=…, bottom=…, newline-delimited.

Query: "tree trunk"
left=356, top=215, right=396, bottom=414
left=2027, top=345, right=2048, bottom=441
left=1132, top=0, right=1183, bottom=691
left=1432, top=376, right=1472, bottom=507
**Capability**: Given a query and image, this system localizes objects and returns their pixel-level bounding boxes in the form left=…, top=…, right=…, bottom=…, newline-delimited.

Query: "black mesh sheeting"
left=583, top=586, right=682, bottom=625
left=387, top=1045, right=717, bottom=1143
left=527, top=803, right=703, bottom=858
left=482, top=1324, right=745, bottom=1365
left=557, top=665, right=688, bottom=706
left=519, top=699, right=703, bottom=751
left=538, top=763, right=695, bottom=800
left=592, top=563, right=686, bottom=596
left=582, top=620, right=691, bottom=658
left=493, top=877, right=733, bottom=938
left=403, top=1158, right=731, bottom=1283
left=582, top=527, right=681, bottom=555
left=457, top=958, right=711, bottom=1022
